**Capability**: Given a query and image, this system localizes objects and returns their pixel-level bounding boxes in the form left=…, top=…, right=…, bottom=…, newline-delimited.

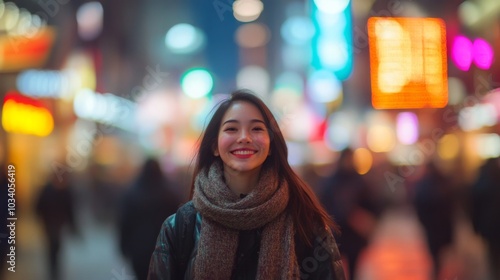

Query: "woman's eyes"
left=223, top=126, right=266, bottom=132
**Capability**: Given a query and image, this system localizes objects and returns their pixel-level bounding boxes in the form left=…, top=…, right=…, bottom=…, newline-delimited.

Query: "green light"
left=181, top=68, right=214, bottom=99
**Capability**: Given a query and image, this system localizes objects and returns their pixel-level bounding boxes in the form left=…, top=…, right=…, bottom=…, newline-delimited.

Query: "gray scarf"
left=192, top=161, right=299, bottom=279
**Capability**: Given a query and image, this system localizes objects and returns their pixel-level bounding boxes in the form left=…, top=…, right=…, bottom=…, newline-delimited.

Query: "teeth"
left=233, top=150, right=255, bottom=155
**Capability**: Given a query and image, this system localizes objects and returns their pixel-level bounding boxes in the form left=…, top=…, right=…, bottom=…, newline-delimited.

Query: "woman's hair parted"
left=190, top=89, right=338, bottom=245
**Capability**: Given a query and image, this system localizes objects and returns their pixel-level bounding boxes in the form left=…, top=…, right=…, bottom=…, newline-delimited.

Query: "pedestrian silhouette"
left=35, top=173, right=78, bottom=280
left=118, top=158, right=180, bottom=280
left=413, top=161, right=455, bottom=278
left=469, top=157, right=500, bottom=279
left=319, top=148, right=379, bottom=279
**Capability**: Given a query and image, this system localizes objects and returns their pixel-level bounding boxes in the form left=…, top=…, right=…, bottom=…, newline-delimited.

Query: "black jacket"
left=148, top=202, right=345, bottom=279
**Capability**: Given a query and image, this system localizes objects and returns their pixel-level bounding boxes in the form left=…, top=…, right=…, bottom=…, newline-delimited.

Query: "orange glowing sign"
left=367, top=17, right=448, bottom=109
left=0, top=27, right=56, bottom=72
left=2, top=92, right=54, bottom=136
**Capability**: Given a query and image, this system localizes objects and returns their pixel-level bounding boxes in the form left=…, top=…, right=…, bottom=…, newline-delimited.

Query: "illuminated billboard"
left=367, top=17, right=448, bottom=109
left=0, top=27, right=55, bottom=72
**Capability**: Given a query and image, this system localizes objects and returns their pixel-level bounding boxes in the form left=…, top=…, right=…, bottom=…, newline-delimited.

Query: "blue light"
left=308, top=70, right=342, bottom=103
left=311, top=0, right=353, bottom=81
left=280, top=16, right=315, bottom=46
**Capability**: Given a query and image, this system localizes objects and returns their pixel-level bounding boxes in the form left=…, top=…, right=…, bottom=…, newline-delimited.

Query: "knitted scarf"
left=192, top=161, right=299, bottom=279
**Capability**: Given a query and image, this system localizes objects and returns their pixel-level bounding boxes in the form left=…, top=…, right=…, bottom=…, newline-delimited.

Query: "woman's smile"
left=231, top=148, right=257, bottom=158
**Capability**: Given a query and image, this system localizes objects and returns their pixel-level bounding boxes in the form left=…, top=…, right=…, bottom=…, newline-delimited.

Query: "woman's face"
left=214, top=101, right=271, bottom=175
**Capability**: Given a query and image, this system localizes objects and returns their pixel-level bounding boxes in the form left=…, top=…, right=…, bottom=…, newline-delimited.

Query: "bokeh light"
left=235, top=23, right=270, bottom=48
left=458, top=103, right=497, bottom=131
left=282, top=103, right=317, bottom=142
left=458, top=1, right=481, bottom=27
left=307, top=69, right=342, bottom=103
left=236, top=66, right=270, bottom=98
left=280, top=16, right=315, bottom=46
left=396, top=112, right=419, bottom=145
left=353, top=148, right=373, bottom=175
left=181, top=68, right=214, bottom=99
left=472, top=38, right=494, bottom=70
left=1, top=2, right=19, bottom=32
left=11, top=8, right=31, bottom=36
left=2, top=92, right=54, bottom=137
left=313, top=0, right=350, bottom=14
left=233, top=0, right=264, bottom=22
left=165, top=23, right=205, bottom=54
left=367, top=124, right=396, bottom=153
left=452, top=36, right=473, bottom=71
left=475, top=133, right=500, bottom=159
left=17, top=70, right=70, bottom=98
left=325, top=111, right=355, bottom=151
left=311, top=0, right=353, bottom=81
left=437, top=134, right=460, bottom=160
left=76, top=2, right=103, bottom=41
left=73, top=89, right=136, bottom=131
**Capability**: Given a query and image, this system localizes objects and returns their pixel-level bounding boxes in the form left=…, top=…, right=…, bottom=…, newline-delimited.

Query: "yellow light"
left=437, top=134, right=459, bottom=160
left=2, top=97, right=54, bottom=136
left=368, top=17, right=448, bottom=109
left=367, top=124, right=396, bottom=153
left=353, top=148, right=373, bottom=175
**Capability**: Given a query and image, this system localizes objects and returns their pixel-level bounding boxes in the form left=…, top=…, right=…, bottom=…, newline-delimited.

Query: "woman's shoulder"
left=161, top=201, right=198, bottom=230
left=156, top=201, right=199, bottom=253
left=295, top=223, right=333, bottom=249
left=295, top=225, right=345, bottom=280
left=176, top=201, right=196, bottom=218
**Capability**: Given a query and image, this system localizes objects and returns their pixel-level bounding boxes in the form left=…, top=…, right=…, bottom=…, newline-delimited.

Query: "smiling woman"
left=147, top=89, right=346, bottom=280
left=214, top=101, right=271, bottom=195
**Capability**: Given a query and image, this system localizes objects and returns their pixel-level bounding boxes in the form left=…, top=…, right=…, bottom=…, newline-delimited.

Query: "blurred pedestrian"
left=469, top=157, right=500, bottom=280
left=148, top=90, right=345, bottom=279
left=319, top=148, right=380, bottom=279
left=35, top=173, right=78, bottom=280
left=118, top=158, right=180, bottom=280
left=413, top=161, right=455, bottom=278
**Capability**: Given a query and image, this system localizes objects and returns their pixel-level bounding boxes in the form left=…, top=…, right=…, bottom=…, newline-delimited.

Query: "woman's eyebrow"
left=222, top=119, right=265, bottom=125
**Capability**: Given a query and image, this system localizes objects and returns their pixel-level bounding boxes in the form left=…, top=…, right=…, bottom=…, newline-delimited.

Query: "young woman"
left=148, top=90, right=345, bottom=280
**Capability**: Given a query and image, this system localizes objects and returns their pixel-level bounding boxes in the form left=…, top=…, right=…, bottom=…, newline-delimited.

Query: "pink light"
left=473, top=38, right=494, bottom=70
left=452, top=36, right=473, bottom=71
left=397, top=112, right=419, bottom=145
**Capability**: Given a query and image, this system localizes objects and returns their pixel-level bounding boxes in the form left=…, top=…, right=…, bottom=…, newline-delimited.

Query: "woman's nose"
left=237, top=130, right=251, bottom=143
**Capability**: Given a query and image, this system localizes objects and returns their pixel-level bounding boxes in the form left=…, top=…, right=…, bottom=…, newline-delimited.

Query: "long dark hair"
left=190, top=89, right=338, bottom=245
